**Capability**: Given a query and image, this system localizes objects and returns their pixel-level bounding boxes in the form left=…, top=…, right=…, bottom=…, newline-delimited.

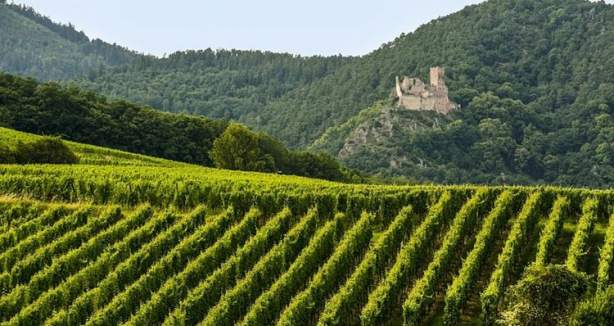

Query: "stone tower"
left=429, top=67, right=445, bottom=88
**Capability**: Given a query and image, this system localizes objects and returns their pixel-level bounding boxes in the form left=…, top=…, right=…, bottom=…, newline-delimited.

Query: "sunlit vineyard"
left=0, top=131, right=612, bottom=325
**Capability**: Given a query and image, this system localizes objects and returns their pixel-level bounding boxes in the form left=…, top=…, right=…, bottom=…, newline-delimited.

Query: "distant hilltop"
left=394, top=67, right=459, bottom=114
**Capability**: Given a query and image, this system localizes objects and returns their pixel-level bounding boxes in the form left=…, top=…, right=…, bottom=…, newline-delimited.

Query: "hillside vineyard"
left=0, top=165, right=611, bottom=325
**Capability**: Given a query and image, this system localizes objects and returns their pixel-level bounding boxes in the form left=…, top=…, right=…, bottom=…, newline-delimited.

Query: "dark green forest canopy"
left=76, top=50, right=354, bottom=122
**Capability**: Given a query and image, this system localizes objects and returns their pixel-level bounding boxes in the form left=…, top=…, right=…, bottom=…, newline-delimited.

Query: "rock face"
left=338, top=107, right=395, bottom=159
left=395, top=67, right=459, bottom=114
left=336, top=105, right=446, bottom=168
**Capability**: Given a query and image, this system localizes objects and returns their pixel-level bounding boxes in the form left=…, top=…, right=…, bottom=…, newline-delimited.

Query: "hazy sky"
left=3, top=0, right=548, bottom=57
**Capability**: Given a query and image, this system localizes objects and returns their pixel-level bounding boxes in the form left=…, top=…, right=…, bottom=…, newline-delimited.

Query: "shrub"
left=0, top=144, right=16, bottom=163
left=14, top=137, right=79, bottom=164
left=498, top=264, right=593, bottom=326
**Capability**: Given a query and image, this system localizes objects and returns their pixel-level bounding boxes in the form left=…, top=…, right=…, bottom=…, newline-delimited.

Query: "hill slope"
left=0, top=2, right=139, bottom=80
left=0, top=127, right=182, bottom=167
left=253, top=0, right=614, bottom=147
left=286, top=0, right=614, bottom=186
left=76, top=50, right=354, bottom=121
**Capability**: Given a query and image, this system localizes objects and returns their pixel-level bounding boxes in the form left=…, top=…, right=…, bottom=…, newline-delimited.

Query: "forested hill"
left=257, top=0, right=614, bottom=147
left=0, top=1, right=140, bottom=80
left=77, top=50, right=353, bottom=120
left=0, top=0, right=354, bottom=121
left=1, top=0, right=613, bottom=187
left=298, top=0, right=614, bottom=186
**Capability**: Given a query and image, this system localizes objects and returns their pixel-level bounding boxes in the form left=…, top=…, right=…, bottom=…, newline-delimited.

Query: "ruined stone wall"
left=399, top=95, right=422, bottom=110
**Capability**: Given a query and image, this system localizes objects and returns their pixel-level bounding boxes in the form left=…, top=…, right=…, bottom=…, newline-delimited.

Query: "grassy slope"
left=0, top=127, right=182, bottom=167
left=0, top=127, right=345, bottom=189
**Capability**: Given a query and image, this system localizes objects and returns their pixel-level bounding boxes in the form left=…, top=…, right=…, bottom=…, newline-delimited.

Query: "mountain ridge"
left=0, top=1, right=141, bottom=80
left=1, top=0, right=613, bottom=186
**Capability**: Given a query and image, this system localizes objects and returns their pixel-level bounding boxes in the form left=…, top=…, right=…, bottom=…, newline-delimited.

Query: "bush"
left=0, top=144, right=16, bottom=163
left=498, top=264, right=593, bottom=326
left=14, top=137, right=79, bottom=164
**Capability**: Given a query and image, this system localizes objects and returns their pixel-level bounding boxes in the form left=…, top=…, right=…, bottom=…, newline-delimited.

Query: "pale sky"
left=8, top=0, right=607, bottom=57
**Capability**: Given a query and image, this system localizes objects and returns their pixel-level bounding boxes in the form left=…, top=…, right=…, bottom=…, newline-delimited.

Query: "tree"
left=13, top=137, right=79, bottom=164
left=210, top=124, right=276, bottom=172
left=0, top=144, right=15, bottom=163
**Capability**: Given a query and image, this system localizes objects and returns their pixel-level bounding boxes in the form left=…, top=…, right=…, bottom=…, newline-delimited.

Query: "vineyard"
left=0, top=130, right=613, bottom=325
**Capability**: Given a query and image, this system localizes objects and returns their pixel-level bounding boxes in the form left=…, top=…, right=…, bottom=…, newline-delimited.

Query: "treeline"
left=5, top=3, right=89, bottom=43
left=77, top=49, right=353, bottom=121
left=0, top=72, right=351, bottom=181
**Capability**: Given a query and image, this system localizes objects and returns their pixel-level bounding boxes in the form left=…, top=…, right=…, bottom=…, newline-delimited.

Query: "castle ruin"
left=394, top=67, right=458, bottom=114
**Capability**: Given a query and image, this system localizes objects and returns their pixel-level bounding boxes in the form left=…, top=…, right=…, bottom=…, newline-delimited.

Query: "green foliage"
left=403, top=190, right=498, bottom=325
left=0, top=143, right=15, bottom=163
left=129, top=208, right=294, bottom=326
left=481, top=192, right=545, bottom=324
left=533, top=196, right=570, bottom=267
left=239, top=213, right=349, bottom=326
left=0, top=133, right=78, bottom=165
left=566, top=198, right=600, bottom=272
left=498, top=264, right=593, bottom=326
left=597, top=211, right=614, bottom=290
left=197, top=209, right=321, bottom=326
left=0, top=73, right=349, bottom=181
left=572, top=285, right=614, bottom=326
left=360, top=190, right=471, bottom=324
left=211, top=124, right=281, bottom=172
left=3, top=0, right=614, bottom=186
left=46, top=207, right=229, bottom=326
left=0, top=72, right=227, bottom=166
left=0, top=127, right=179, bottom=167
left=14, top=137, right=79, bottom=164
left=86, top=208, right=262, bottom=325
left=290, top=0, right=614, bottom=187
left=211, top=123, right=349, bottom=181
left=317, top=206, right=417, bottom=326
left=5, top=206, right=161, bottom=325
left=276, top=212, right=374, bottom=326
left=443, top=191, right=518, bottom=325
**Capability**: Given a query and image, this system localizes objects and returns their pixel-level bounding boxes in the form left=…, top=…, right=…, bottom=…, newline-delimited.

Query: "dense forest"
left=77, top=50, right=353, bottom=121
left=0, top=0, right=613, bottom=187
left=0, top=72, right=350, bottom=181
